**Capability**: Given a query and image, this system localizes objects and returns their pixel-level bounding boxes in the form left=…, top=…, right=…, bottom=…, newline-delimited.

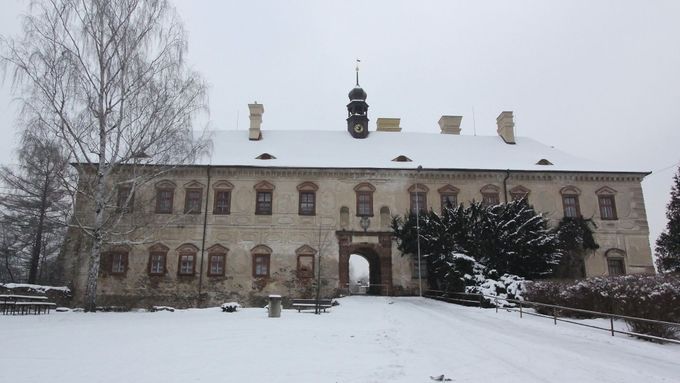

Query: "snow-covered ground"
left=1, top=296, right=678, bottom=383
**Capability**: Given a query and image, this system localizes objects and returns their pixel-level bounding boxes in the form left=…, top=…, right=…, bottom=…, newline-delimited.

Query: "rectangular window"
left=117, top=187, right=133, bottom=213
left=357, top=192, right=373, bottom=217
left=253, top=254, right=270, bottom=277
left=562, top=195, right=580, bottom=218
left=440, top=194, right=457, bottom=212
left=607, top=258, right=625, bottom=276
left=213, top=191, right=231, bottom=215
left=111, top=252, right=126, bottom=274
left=156, top=189, right=174, bottom=214
left=184, top=189, right=203, bottom=214
left=482, top=193, right=500, bottom=207
left=599, top=195, right=617, bottom=220
left=208, top=254, right=225, bottom=276
left=510, top=193, right=527, bottom=202
left=178, top=254, right=195, bottom=276
left=297, top=255, right=315, bottom=278
left=299, top=192, right=316, bottom=216
left=410, top=192, right=427, bottom=215
left=149, top=252, right=166, bottom=275
left=412, top=258, right=428, bottom=279
left=256, top=191, right=273, bottom=215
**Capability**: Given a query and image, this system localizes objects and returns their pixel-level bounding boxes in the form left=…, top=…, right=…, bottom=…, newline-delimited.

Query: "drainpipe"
left=197, top=165, right=211, bottom=306
left=503, top=169, right=511, bottom=203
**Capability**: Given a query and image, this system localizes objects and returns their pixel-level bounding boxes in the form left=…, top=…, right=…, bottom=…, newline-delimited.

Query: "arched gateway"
left=337, top=231, right=393, bottom=295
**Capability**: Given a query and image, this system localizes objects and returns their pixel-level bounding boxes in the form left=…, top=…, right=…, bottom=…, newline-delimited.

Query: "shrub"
left=524, top=274, right=680, bottom=341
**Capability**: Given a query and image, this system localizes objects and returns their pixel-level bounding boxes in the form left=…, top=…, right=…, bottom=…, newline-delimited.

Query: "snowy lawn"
left=1, top=296, right=678, bottom=383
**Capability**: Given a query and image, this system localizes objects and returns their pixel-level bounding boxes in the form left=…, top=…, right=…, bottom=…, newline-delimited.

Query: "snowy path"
left=0, top=296, right=678, bottom=382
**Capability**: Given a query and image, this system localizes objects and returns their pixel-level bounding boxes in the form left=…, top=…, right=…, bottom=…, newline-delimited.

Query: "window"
left=148, top=244, right=168, bottom=276
left=480, top=185, right=500, bottom=207
left=109, top=251, right=128, bottom=275
left=354, top=183, right=376, bottom=217
left=408, top=184, right=428, bottom=215
left=596, top=187, right=618, bottom=220
left=207, top=244, right=228, bottom=277
left=177, top=244, right=198, bottom=276
left=155, top=181, right=176, bottom=214
left=438, top=185, right=459, bottom=213
left=297, top=182, right=319, bottom=216
left=117, top=186, right=133, bottom=213
left=254, top=181, right=275, bottom=215
left=252, top=245, right=272, bottom=278
left=212, top=181, right=233, bottom=215
left=607, top=258, right=625, bottom=276
left=412, top=258, right=428, bottom=279
left=509, top=186, right=530, bottom=202
left=560, top=186, right=581, bottom=218
left=295, top=245, right=317, bottom=278
left=184, top=188, right=203, bottom=214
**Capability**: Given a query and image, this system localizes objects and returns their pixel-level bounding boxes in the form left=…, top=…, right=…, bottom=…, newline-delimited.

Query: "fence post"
left=610, top=317, right=615, bottom=337
left=553, top=307, right=557, bottom=325
left=519, top=301, right=523, bottom=318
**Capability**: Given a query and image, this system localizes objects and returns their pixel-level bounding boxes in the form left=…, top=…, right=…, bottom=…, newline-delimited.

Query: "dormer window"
left=536, top=159, right=553, bottom=165
left=256, top=153, right=276, bottom=160
left=392, top=155, right=412, bottom=162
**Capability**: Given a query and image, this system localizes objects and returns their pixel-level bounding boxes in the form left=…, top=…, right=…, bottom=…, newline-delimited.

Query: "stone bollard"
left=268, top=295, right=282, bottom=318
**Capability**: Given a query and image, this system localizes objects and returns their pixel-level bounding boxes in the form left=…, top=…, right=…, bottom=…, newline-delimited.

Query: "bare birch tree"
left=1, top=0, right=209, bottom=310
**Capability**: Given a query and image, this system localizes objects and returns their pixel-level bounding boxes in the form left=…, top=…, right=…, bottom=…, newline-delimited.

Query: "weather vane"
left=355, top=58, right=361, bottom=86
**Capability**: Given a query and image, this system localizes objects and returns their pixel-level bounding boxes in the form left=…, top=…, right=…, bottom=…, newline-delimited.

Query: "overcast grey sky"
left=1, top=0, right=679, bottom=250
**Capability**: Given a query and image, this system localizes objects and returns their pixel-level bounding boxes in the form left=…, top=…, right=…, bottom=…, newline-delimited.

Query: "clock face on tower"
left=353, top=123, right=365, bottom=134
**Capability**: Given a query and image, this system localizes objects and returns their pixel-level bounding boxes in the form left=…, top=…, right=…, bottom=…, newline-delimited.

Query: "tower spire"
left=355, top=58, right=361, bottom=86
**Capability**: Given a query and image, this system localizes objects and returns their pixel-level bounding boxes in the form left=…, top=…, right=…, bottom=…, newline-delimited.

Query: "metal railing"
left=424, top=289, right=680, bottom=345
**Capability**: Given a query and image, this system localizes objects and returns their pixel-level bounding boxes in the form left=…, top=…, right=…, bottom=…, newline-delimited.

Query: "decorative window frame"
left=212, top=180, right=233, bottom=215
left=560, top=186, right=582, bottom=218
left=408, top=184, right=429, bottom=214
left=176, top=243, right=198, bottom=276
left=183, top=181, right=205, bottom=215
left=438, top=184, right=459, bottom=212
left=251, top=245, right=272, bottom=278
left=155, top=180, right=176, bottom=214
left=254, top=181, right=275, bottom=215
left=509, top=185, right=531, bottom=202
left=596, top=186, right=618, bottom=220
left=148, top=243, right=169, bottom=276
left=116, top=184, right=134, bottom=213
left=354, top=183, right=376, bottom=217
left=105, top=246, right=130, bottom=275
left=295, top=245, right=317, bottom=279
left=605, top=248, right=626, bottom=276
left=207, top=244, right=228, bottom=277
left=297, top=182, right=319, bottom=216
left=480, top=184, right=501, bottom=206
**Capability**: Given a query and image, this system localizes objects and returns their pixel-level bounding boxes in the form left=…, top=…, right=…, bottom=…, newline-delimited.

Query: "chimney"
left=376, top=118, right=401, bottom=132
left=496, top=111, right=515, bottom=144
left=438, top=115, right=462, bottom=135
left=248, top=102, right=264, bottom=141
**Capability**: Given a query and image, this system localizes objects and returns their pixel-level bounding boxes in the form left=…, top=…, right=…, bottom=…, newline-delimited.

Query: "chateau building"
left=61, top=80, right=655, bottom=308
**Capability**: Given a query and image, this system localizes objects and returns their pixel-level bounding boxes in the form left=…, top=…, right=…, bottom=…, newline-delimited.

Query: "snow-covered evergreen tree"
left=656, top=166, right=680, bottom=273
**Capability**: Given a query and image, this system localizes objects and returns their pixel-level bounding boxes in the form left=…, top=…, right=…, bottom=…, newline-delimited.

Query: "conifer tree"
left=656, top=166, right=680, bottom=273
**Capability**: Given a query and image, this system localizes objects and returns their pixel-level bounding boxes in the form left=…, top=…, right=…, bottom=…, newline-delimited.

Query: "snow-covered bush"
left=525, top=274, right=680, bottom=340
left=221, top=302, right=241, bottom=313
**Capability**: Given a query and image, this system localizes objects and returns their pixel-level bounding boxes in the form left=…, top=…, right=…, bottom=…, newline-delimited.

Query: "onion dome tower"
left=347, top=62, right=369, bottom=139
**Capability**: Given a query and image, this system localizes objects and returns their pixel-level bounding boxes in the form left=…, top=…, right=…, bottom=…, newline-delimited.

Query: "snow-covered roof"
left=199, top=130, right=647, bottom=174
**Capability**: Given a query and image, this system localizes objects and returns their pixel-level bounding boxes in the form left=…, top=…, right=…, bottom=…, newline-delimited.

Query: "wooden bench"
left=0, top=294, right=57, bottom=315
left=291, top=298, right=334, bottom=313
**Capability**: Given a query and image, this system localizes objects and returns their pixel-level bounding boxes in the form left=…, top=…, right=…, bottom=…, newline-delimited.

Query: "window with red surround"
left=207, top=244, right=228, bottom=276
left=560, top=186, right=581, bottom=218
left=251, top=245, right=272, bottom=278
left=354, top=183, right=375, bottom=217
left=408, top=184, right=428, bottom=215
left=156, top=189, right=174, bottom=214
left=177, top=244, right=198, bottom=276
left=148, top=244, right=168, bottom=276
left=254, top=181, right=275, bottom=215
left=184, top=188, right=203, bottom=214
left=596, top=187, right=618, bottom=220
left=212, top=181, right=234, bottom=215
left=297, top=182, right=319, bottom=216
left=438, top=185, right=459, bottom=213
left=295, top=245, right=317, bottom=278
left=116, top=186, right=133, bottom=213
left=509, top=185, right=530, bottom=203
left=480, top=184, right=501, bottom=207
left=110, top=252, right=128, bottom=274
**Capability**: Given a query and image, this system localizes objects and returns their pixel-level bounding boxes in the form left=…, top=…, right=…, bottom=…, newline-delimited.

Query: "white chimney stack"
left=376, top=118, right=401, bottom=132
left=438, top=115, right=462, bottom=135
left=496, top=111, right=515, bottom=144
left=248, top=102, right=264, bottom=141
